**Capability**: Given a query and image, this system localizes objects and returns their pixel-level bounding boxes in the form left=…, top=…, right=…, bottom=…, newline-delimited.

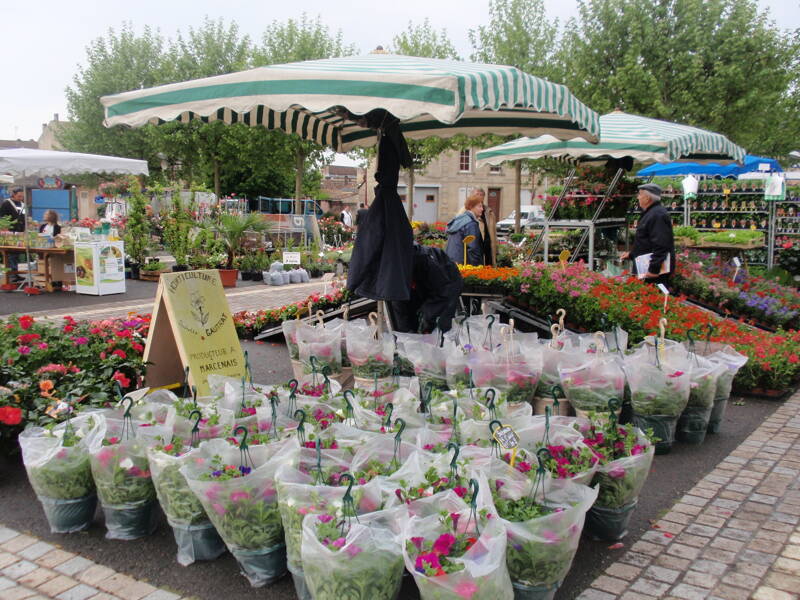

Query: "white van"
left=496, top=205, right=545, bottom=236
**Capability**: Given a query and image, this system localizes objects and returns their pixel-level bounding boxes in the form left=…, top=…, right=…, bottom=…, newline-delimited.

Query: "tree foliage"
left=560, top=0, right=800, bottom=157
left=392, top=19, right=461, bottom=60
left=469, top=0, right=561, bottom=80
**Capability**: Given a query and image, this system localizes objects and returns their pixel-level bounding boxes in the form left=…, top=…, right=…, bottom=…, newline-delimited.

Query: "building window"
left=489, top=165, right=502, bottom=174
left=459, top=149, right=471, bottom=172
left=426, top=194, right=435, bottom=203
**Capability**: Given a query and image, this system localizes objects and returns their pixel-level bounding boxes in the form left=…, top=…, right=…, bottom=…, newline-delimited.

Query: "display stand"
left=74, top=241, right=126, bottom=295
left=542, top=219, right=627, bottom=268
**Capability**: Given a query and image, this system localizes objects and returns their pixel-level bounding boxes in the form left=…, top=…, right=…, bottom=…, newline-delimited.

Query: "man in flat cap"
left=620, top=183, right=675, bottom=285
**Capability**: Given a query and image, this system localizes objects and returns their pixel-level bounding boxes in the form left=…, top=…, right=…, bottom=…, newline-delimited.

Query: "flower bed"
left=464, top=262, right=799, bottom=392
left=233, top=287, right=350, bottom=339
left=0, top=314, right=149, bottom=452
left=672, top=251, right=799, bottom=330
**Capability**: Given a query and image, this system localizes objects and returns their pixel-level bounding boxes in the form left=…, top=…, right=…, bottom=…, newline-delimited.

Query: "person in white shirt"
left=341, top=207, right=353, bottom=227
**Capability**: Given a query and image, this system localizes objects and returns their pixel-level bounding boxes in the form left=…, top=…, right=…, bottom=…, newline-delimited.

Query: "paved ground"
left=0, top=279, right=329, bottom=323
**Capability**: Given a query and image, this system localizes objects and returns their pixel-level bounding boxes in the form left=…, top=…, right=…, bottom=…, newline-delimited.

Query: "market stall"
left=0, top=148, right=148, bottom=294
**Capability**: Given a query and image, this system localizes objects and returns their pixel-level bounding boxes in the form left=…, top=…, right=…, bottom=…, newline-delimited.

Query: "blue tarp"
left=637, top=154, right=782, bottom=178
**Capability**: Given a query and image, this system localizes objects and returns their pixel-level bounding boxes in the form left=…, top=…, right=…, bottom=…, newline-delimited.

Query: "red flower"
left=18, top=315, right=34, bottom=330
left=112, top=349, right=127, bottom=360
left=0, top=406, right=23, bottom=426
left=112, top=371, right=131, bottom=389
left=63, top=324, right=74, bottom=333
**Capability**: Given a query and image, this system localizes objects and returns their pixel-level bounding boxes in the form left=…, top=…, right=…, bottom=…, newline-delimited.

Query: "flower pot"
left=217, top=268, right=238, bottom=288
left=334, top=366, right=353, bottom=389
left=172, top=264, right=189, bottom=272
left=129, top=263, right=141, bottom=279
left=533, top=397, right=572, bottom=416
left=632, top=413, right=678, bottom=455
left=101, top=498, right=160, bottom=540
left=585, top=500, right=637, bottom=541
left=512, top=581, right=558, bottom=600
left=251, top=271, right=264, bottom=282
left=229, top=543, right=287, bottom=587
left=288, top=564, right=312, bottom=600
left=676, top=405, right=713, bottom=445
left=168, top=518, right=226, bottom=566
left=241, top=271, right=253, bottom=281
left=38, top=494, right=97, bottom=534
left=707, top=397, right=728, bottom=434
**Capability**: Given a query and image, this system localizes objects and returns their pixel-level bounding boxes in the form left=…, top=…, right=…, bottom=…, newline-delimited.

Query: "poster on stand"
left=74, top=241, right=126, bottom=295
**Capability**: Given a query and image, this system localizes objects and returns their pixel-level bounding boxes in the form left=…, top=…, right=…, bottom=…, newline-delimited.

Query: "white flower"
left=119, top=457, right=134, bottom=470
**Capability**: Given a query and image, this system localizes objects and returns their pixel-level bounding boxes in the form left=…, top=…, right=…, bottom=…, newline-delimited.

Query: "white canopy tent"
left=0, top=148, right=149, bottom=178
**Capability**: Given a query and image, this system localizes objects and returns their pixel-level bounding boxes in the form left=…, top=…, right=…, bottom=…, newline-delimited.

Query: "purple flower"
left=238, top=465, right=251, bottom=475
left=318, top=514, right=334, bottom=523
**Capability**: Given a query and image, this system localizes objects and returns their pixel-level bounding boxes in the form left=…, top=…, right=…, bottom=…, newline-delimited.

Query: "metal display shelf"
left=542, top=218, right=626, bottom=268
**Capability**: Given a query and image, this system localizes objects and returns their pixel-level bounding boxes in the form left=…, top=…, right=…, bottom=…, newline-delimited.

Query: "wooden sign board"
left=492, top=424, right=520, bottom=450
left=143, top=270, right=246, bottom=396
left=282, top=251, right=301, bottom=265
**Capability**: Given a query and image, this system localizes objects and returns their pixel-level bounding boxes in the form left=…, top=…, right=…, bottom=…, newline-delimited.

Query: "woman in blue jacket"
left=445, top=194, right=484, bottom=266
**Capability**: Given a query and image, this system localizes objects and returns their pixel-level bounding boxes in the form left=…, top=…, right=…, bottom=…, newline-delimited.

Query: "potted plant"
left=214, top=214, right=268, bottom=288
left=139, top=261, right=168, bottom=281
left=161, top=191, right=193, bottom=272
left=123, top=178, right=150, bottom=279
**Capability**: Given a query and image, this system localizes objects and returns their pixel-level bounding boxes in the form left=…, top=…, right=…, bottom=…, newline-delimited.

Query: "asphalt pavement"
left=0, top=339, right=780, bottom=600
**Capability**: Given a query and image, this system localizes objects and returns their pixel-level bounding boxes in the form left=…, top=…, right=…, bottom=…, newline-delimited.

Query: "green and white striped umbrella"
left=101, top=53, right=599, bottom=152
left=476, top=110, right=745, bottom=166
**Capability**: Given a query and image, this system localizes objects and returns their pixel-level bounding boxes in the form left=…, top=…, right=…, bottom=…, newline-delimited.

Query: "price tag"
left=282, top=251, right=301, bottom=265
left=657, top=283, right=669, bottom=313
left=732, top=257, right=741, bottom=283
left=558, top=249, right=570, bottom=270
left=492, top=424, right=520, bottom=467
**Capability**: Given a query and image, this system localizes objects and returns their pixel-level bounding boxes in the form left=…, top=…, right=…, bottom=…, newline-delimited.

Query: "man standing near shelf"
left=0, top=187, right=27, bottom=281
left=620, top=183, right=675, bottom=285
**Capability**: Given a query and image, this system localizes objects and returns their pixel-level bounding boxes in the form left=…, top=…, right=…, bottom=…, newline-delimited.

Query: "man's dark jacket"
left=0, top=199, right=25, bottom=232
left=630, top=201, right=675, bottom=276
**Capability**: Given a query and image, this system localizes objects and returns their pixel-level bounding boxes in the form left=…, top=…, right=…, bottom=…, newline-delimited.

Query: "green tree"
left=560, top=0, right=800, bottom=156
left=253, top=14, right=356, bottom=212
left=392, top=19, right=461, bottom=60
left=61, top=24, right=175, bottom=168
left=469, top=0, right=561, bottom=80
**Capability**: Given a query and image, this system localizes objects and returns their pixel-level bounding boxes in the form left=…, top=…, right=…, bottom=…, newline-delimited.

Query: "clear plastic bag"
left=347, top=326, right=395, bottom=379
left=624, top=352, right=692, bottom=417
left=404, top=339, right=454, bottom=391
left=275, top=445, right=384, bottom=570
left=167, top=518, right=226, bottom=566
left=147, top=389, right=234, bottom=442
left=302, top=508, right=405, bottom=600
left=298, top=327, right=343, bottom=375
left=400, top=481, right=514, bottom=600
left=88, top=417, right=162, bottom=539
left=181, top=438, right=293, bottom=585
left=514, top=422, right=598, bottom=486
left=558, top=358, right=625, bottom=413
left=706, top=346, right=748, bottom=433
left=282, top=320, right=301, bottom=360
left=445, top=346, right=472, bottom=388
left=496, top=474, right=598, bottom=589
left=591, top=430, right=654, bottom=509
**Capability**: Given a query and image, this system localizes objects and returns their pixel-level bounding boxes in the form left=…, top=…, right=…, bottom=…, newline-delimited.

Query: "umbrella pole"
left=17, top=184, right=33, bottom=292
left=514, top=161, right=522, bottom=234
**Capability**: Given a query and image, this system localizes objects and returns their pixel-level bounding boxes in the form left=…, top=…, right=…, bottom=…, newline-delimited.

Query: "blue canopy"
left=637, top=154, right=782, bottom=177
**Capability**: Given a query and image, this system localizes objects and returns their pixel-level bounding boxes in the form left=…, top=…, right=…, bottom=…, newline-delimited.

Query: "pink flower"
left=37, top=343, right=48, bottom=350
left=212, top=503, right=226, bottom=516
left=73, top=337, right=89, bottom=346
left=453, top=486, right=467, bottom=498
left=410, top=536, right=425, bottom=550
left=230, top=491, right=250, bottom=502
left=95, top=447, right=114, bottom=469
left=205, top=484, right=222, bottom=501
left=454, top=580, right=479, bottom=599
left=432, top=533, right=456, bottom=555
left=415, top=552, right=442, bottom=574
left=332, top=537, right=346, bottom=548
left=318, top=514, right=334, bottom=523
left=542, top=529, right=560, bottom=543
left=608, top=466, right=626, bottom=479
left=17, top=346, right=30, bottom=355
left=344, top=544, right=362, bottom=557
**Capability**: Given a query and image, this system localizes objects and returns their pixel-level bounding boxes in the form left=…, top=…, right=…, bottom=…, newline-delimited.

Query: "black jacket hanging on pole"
left=346, top=109, right=414, bottom=301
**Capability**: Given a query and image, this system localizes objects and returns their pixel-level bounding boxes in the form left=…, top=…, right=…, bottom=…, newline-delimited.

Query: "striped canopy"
left=476, top=110, right=745, bottom=167
left=101, top=53, right=600, bottom=152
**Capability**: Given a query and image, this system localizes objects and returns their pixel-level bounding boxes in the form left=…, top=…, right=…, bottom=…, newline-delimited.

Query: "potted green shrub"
left=162, top=191, right=193, bottom=272
left=123, top=178, right=150, bottom=279
left=139, top=260, right=168, bottom=281
left=214, top=213, right=268, bottom=287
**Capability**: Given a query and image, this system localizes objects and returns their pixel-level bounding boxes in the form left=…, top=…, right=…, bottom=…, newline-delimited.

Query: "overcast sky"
left=2, top=0, right=798, bottom=146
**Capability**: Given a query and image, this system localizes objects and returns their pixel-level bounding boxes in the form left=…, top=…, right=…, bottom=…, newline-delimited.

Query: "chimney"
left=53, top=113, right=59, bottom=122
